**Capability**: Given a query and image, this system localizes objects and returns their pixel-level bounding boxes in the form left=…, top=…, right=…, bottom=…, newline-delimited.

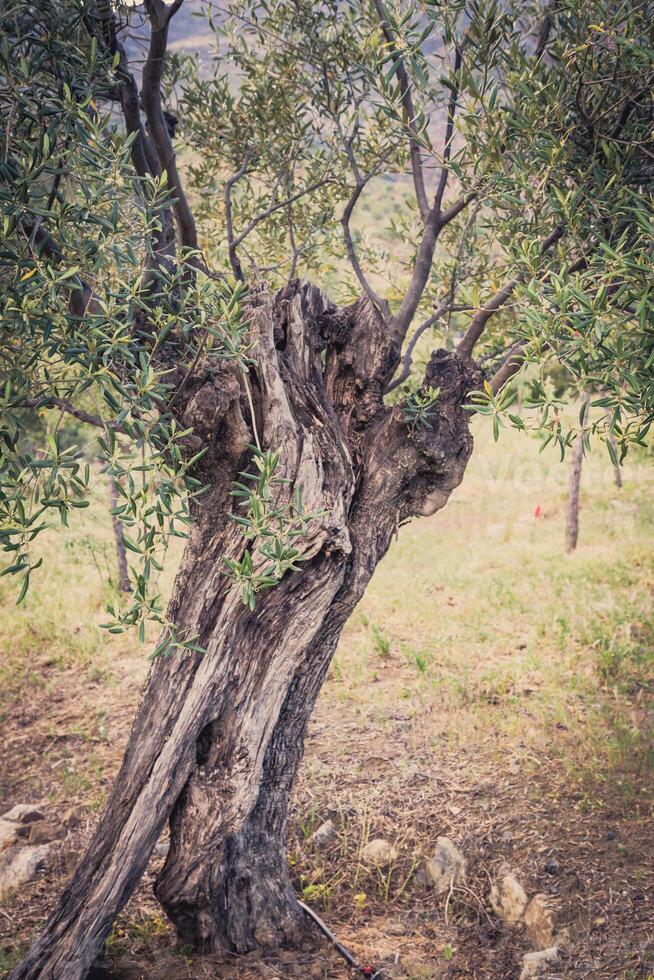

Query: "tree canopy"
left=1, top=0, right=653, bottom=627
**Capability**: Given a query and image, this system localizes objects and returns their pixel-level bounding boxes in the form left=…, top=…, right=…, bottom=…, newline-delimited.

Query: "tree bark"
left=107, top=471, right=130, bottom=593
left=607, top=432, right=622, bottom=488
left=565, top=393, right=591, bottom=552
left=11, top=282, right=479, bottom=979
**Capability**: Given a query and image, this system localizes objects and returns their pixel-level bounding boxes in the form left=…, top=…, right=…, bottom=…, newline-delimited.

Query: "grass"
left=322, top=416, right=653, bottom=806
left=1, top=415, right=651, bottom=802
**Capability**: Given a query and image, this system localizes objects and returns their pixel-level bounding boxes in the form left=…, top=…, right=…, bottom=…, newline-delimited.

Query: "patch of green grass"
left=405, top=648, right=431, bottom=675
left=589, top=615, right=654, bottom=690
left=371, top=624, right=391, bottom=658
left=0, top=945, right=26, bottom=975
left=328, top=414, right=654, bottom=800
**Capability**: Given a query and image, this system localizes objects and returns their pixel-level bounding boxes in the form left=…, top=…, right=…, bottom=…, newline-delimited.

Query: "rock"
left=0, top=804, right=46, bottom=852
left=0, top=821, right=19, bottom=852
left=424, top=836, right=466, bottom=894
left=1, top=804, right=46, bottom=824
left=361, top=839, right=398, bottom=867
left=524, top=893, right=556, bottom=949
left=519, top=947, right=560, bottom=978
left=309, top=819, right=336, bottom=849
left=544, top=858, right=559, bottom=876
left=27, top=821, right=61, bottom=845
left=0, top=843, right=51, bottom=897
left=153, top=842, right=169, bottom=858
left=490, top=871, right=528, bottom=925
left=62, top=806, right=82, bottom=828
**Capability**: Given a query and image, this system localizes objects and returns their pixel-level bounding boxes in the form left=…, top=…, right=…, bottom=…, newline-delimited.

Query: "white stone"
left=361, top=838, right=397, bottom=867
left=423, top=836, right=466, bottom=894
left=0, top=804, right=46, bottom=853
left=0, top=804, right=45, bottom=824
left=519, top=947, right=560, bottom=978
left=490, top=871, right=529, bottom=924
left=524, top=893, right=556, bottom=949
left=0, top=844, right=51, bottom=897
left=0, top=820, right=19, bottom=852
left=309, top=819, right=337, bottom=849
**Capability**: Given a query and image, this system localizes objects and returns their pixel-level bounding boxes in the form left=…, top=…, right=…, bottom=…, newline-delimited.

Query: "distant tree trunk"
left=607, top=433, right=623, bottom=488
left=107, top=471, right=130, bottom=593
left=11, top=283, right=480, bottom=979
left=565, top=393, right=591, bottom=552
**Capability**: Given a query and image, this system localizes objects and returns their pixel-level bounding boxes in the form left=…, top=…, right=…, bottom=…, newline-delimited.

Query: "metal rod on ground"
left=298, top=901, right=381, bottom=977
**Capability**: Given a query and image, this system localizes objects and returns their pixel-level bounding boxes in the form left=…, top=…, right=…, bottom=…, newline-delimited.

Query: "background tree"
left=2, top=1, right=653, bottom=977
left=565, top=390, right=590, bottom=551
left=105, top=467, right=131, bottom=592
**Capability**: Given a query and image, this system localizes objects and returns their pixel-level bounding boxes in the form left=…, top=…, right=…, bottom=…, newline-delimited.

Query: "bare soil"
left=1, top=644, right=653, bottom=979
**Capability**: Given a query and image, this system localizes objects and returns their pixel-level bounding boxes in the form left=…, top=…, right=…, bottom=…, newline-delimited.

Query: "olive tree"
left=2, top=0, right=653, bottom=977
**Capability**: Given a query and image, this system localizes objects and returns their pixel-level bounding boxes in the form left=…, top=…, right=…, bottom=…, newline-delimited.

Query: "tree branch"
left=91, top=1, right=159, bottom=179
left=385, top=298, right=452, bottom=394
left=341, top=177, right=390, bottom=320
left=142, top=0, right=198, bottom=253
left=232, top=177, right=332, bottom=250
left=387, top=43, right=470, bottom=356
left=534, top=2, right=556, bottom=60
left=13, top=398, right=127, bottom=433
left=386, top=204, right=479, bottom=393
left=23, top=220, right=93, bottom=320
left=489, top=340, right=530, bottom=393
left=457, top=225, right=564, bottom=358
left=225, top=155, right=252, bottom=280
left=372, top=0, right=429, bottom=222
left=433, top=44, right=463, bottom=217
left=335, top=118, right=392, bottom=319
left=486, top=244, right=592, bottom=391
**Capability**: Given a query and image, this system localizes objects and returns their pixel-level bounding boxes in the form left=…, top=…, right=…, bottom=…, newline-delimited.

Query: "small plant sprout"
left=223, top=445, right=326, bottom=609
left=402, top=385, right=441, bottom=432
left=371, top=623, right=391, bottom=658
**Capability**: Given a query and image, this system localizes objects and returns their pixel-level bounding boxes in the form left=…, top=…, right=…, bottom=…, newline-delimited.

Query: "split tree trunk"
left=11, top=282, right=479, bottom=979
left=565, top=393, right=591, bottom=552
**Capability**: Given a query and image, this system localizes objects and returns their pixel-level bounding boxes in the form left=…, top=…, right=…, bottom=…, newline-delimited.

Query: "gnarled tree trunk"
left=11, top=282, right=479, bottom=979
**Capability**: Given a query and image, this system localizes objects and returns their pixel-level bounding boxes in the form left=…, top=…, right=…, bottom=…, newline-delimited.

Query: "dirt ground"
left=1, top=425, right=653, bottom=979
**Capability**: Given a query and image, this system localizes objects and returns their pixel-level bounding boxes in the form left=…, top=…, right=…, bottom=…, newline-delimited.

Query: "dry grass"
left=1, top=419, right=653, bottom=978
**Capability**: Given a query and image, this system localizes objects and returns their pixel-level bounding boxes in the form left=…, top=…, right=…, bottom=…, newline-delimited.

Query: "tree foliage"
left=179, top=0, right=654, bottom=452
left=0, top=1, right=249, bottom=644
left=1, top=0, right=653, bottom=626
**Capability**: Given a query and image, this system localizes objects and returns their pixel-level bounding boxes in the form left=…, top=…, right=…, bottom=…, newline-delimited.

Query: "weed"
left=406, top=649, right=431, bottom=675
left=299, top=804, right=318, bottom=840
left=371, top=624, right=390, bottom=658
